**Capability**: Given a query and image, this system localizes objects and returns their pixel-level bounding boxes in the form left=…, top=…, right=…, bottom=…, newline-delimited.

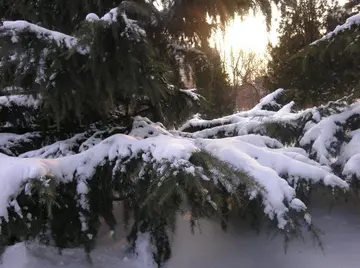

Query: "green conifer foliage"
left=195, top=47, right=236, bottom=119
left=267, top=1, right=360, bottom=106
left=0, top=87, right=354, bottom=266
left=266, top=0, right=329, bottom=106
left=2, top=1, right=344, bottom=267
left=291, top=17, right=360, bottom=104
left=1, top=0, right=272, bottom=130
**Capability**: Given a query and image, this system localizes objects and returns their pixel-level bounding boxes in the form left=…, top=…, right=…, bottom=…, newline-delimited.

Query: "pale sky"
left=210, top=6, right=280, bottom=70
left=155, top=0, right=350, bottom=74
left=211, top=0, right=349, bottom=65
left=211, top=11, right=279, bottom=54
left=153, top=0, right=280, bottom=58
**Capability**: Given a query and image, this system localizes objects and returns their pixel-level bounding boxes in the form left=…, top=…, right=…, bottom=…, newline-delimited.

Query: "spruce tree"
left=266, top=0, right=329, bottom=106
left=195, top=46, right=237, bottom=119
left=267, top=0, right=360, bottom=106
left=0, top=1, right=358, bottom=267
left=285, top=11, right=360, bottom=105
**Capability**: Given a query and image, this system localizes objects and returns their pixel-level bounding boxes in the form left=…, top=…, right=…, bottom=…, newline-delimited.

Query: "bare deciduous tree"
left=229, top=49, right=268, bottom=110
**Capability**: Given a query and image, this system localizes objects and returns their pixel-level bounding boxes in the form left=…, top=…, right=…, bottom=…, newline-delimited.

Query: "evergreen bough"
left=268, top=11, right=360, bottom=105
left=1, top=1, right=360, bottom=267
left=1, top=87, right=358, bottom=266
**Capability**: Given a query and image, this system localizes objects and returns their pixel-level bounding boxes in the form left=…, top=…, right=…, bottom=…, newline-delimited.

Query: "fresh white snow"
left=100, top=8, right=119, bottom=23
left=0, top=90, right=353, bottom=233
left=85, top=13, right=100, bottom=22
left=0, top=95, right=40, bottom=109
left=179, top=88, right=202, bottom=101
left=1, top=21, right=82, bottom=52
left=1, top=89, right=360, bottom=267
left=0, top=131, right=348, bottom=231
left=1, top=233, right=156, bottom=268
left=3, top=194, right=360, bottom=268
left=312, top=13, right=360, bottom=45
left=165, top=196, right=360, bottom=268
left=300, top=102, right=360, bottom=165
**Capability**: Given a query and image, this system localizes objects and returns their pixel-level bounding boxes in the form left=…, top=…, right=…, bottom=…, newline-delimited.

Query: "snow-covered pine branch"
left=311, top=14, right=360, bottom=45
left=288, top=13, right=360, bottom=105
left=0, top=6, right=207, bottom=127
left=0, top=89, right=355, bottom=266
left=0, top=132, right=41, bottom=156
left=177, top=88, right=309, bottom=141
left=0, top=94, right=41, bottom=130
left=0, top=21, right=86, bottom=53
left=2, top=6, right=360, bottom=266
left=300, top=101, right=360, bottom=166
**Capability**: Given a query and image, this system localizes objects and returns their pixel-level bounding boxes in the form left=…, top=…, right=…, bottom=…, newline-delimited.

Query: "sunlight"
left=210, top=7, right=280, bottom=69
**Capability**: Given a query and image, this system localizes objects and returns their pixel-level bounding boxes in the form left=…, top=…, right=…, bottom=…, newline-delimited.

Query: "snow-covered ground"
left=167, top=192, right=360, bottom=268
left=1, top=231, right=156, bottom=268
left=2, top=192, right=360, bottom=268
